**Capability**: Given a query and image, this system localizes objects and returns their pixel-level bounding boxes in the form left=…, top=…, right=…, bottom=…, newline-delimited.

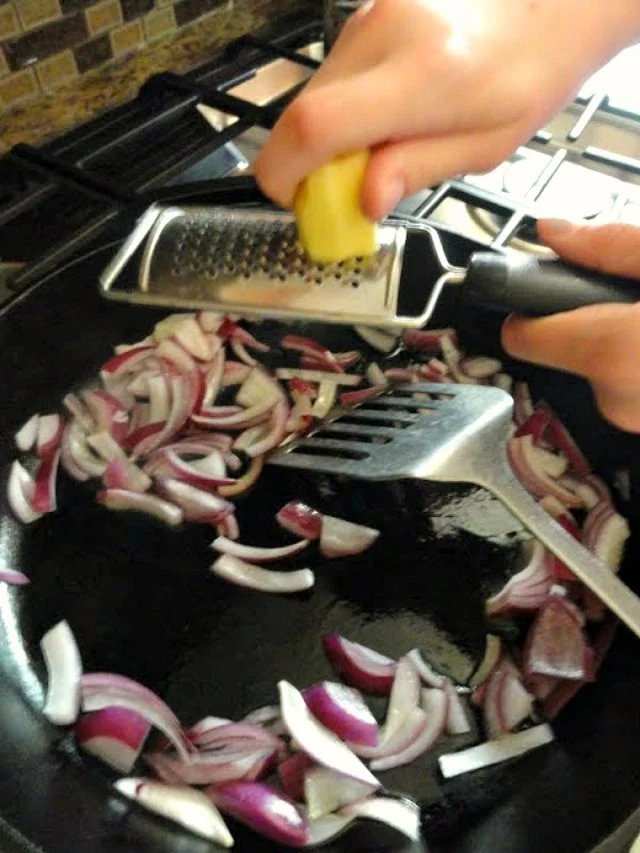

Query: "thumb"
left=536, top=218, right=640, bottom=278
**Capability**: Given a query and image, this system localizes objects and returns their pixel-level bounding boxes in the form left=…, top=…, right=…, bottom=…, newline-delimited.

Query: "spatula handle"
left=463, top=252, right=639, bottom=316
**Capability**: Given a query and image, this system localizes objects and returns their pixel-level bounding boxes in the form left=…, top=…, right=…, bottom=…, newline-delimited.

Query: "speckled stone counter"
left=0, top=1, right=313, bottom=155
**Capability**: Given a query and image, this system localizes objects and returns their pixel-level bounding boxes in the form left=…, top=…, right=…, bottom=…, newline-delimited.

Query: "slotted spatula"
left=270, top=381, right=640, bottom=639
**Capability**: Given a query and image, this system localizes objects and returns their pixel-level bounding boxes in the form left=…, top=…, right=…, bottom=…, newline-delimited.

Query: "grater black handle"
left=462, top=252, right=639, bottom=316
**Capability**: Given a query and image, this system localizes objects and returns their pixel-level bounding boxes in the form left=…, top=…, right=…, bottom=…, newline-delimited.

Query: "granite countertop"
left=0, top=1, right=298, bottom=156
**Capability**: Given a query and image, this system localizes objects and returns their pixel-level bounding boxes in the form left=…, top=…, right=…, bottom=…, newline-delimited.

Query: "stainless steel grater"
left=99, top=204, right=458, bottom=329
left=100, top=204, right=637, bottom=326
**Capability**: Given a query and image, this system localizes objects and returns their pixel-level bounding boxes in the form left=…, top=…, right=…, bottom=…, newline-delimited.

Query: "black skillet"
left=0, top=184, right=639, bottom=853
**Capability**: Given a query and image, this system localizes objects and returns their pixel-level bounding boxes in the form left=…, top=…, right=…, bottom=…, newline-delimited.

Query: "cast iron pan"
left=0, top=219, right=639, bottom=853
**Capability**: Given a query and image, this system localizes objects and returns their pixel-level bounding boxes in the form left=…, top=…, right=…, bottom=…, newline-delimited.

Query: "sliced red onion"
left=155, top=477, right=233, bottom=524
left=156, top=339, right=198, bottom=373
left=188, top=721, right=281, bottom=751
left=0, top=569, right=29, bottom=585
left=278, top=752, right=315, bottom=801
left=100, top=346, right=155, bottom=380
left=15, top=413, right=39, bottom=452
left=7, top=460, right=43, bottom=523
left=96, top=489, right=183, bottom=527
left=338, top=797, right=421, bottom=843
left=444, top=681, right=471, bottom=735
left=75, top=707, right=150, bottom=772
left=364, top=361, right=387, bottom=388
left=381, top=656, right=421, bottom=743
left=468, top=634, right=502, bottom=688
left=222, top=360, right=252, bottom=388
left=582, top=502, right=630, bottom=571
left=63, top=393, right=94, bottom=432
left=207, top=781, right=308, bottom=846
left=486, top=539, right=552, bottom=615
left=402, top=327, right=456, bottom=353
left=311, top=381, right=338, bottom=418
left=242, top=705, right=282, bottom=727
left=154, top=449, right=235, bottom=489
left=115, top=778, right=233, bottom=846
left=217, top=513, right=240, bottom=541
left=171, top=317, right=213, bottom=361
left=515, top=407, right=553, bottom=443
left=288, top=378, right=318, bottom=401
left=231, top=339, right=259, bottom=366
left=406, top=649, right=446, bottom=688
left=33, top=449, right=60, bottom=513
left=276, top=368, right=361, bottom=387
left=146, top=747, right=273, bottom=786
left=322, top=635, right=396, bottom=695
left=286, top=395, right=313, bottom=433
left=185, top=715, right=231, bottom=742
left=211, top=536, right=309, bottom=563
left=304, top=766, right=376, bottom=820
left=87, top=431, right=127, bottom=464
left=339, top=386, right=383, bottom=407
left=513, top=381, right=535, bottom=426
left=147, top=375, right=171, bottom=423
left=244, top=399, right=289, bottom=458
left=319, top=515, right=380, bottom=559
left=384, top=367, right=417, bottom=383
left=460, top=356, right=502, bottom=379
left=439, top=723, right=555, bottom=779
left=507, top=435, right=581, bottom=507
left=81, top=682, right=190, bottom=761
left=123, top=422, right=165, bottom=457
left=536, top=401, right=591, bottom=475
left=483, top=669, right=533, bottom=739
left=218, top=456, right=264, bottom=498
left=211, top=554, right=314, bottom=594
left=133, top=372, right=202, bottom=458
left=193, top=398, right=273, bottom=429
left=281, top=335, right=341, bottom=371
left=35, top=413, right=64, bottom=458
left=419, top=358, right=449, bottom=381
left=303, top=682, right=379, bottom=747
left=218, top=317, right=270, bottom=352
left=354, top=325, right=398, bottom=353
left=523, top=592, right=591, bottom=680
left=41, top=620, right=83, bottom=725
left=103, top=458, right=152, bottom=493
left=278, top=680, right=379, bottom=788
left=370, top=687, right=448, bottom=771
left=81, top=391, right=129, bottom=444
left=349, top=706, right=425, bottom=761
left=439, top=332, right=472, bottom=384
left=276, top=501, right=323, bottom=541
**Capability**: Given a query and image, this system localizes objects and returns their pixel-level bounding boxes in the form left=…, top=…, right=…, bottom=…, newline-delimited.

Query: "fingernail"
left=538, top=217, right=582, bottom=235
left=378, top=178, right=405, bottom=219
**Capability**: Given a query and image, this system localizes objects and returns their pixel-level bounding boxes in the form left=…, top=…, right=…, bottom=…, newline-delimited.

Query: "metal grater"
left=99, top=204, right=457, bottom=328
left=270, top=381, right=640, bottom=639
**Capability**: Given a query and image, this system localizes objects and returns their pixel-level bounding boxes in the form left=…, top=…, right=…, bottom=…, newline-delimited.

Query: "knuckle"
left=281, top=95, right=331, bottom=155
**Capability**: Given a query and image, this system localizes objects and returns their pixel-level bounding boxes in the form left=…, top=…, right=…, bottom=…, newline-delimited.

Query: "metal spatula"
left=270, top=381, right=640, bottom=640
left=99, top=204, right=639, bottom=328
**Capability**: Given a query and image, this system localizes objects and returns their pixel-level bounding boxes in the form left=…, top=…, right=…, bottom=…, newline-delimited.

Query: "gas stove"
left=1, top=14, right=640, bottom=297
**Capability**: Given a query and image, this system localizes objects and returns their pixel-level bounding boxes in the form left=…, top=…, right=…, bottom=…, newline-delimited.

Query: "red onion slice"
left=349, top=706, right=425, bottom=760
left=75, top=707, right=150, bottom=772
left=171, top=317, right=213, bottom=361
left=402, top=327, right=456, bottom=353
left=96, top=489, right=183, bottom=527
left=244, top=400, right=289, bottom=458
left=146, top=747, right=273, bottom=785
left=188, top=721, right=281, bottom=751
left=278, top=680, right=379, bottom=788
left=311, top=381, right=338, bottom=418
left=15, top=413, right=39, bottom=452
left=147, top=375, right=171, bottom=423
left=303, top=682, right=379, bottom=747
left=63, top=393, right=94, bottom=432
left=207, top=781, right=309, bottom=847
left=468, top=634, right=502, bottom=688
left=381, top=656, right=420, bottom=742
left=100, top=346, right=155, bottom=379
left=115, top=778, right=234, bottom=846
left=486, top=539, right=552, bottom=615
left=339, top=386, right=384, bottom=406
left=444, top=681, right=471, bottom=735
left=211, top=554, right=314, bottom=594
left=211, top=536, right=310, bottom=563
left=218, top=456, right=264, bottom=498
left=536, top=401, right=591, bottom=475
left=154, top=477, right=233, bottom=524
left=103, top=458, right=152, bottom=493
left=275, top=368, right=361, bottom=387
left=319, top=515, right=380, bottom=559
left=156, top=339, right=198, bottom=373
left=406, top=649, right=446, bottom=688
left=155, top=450, right=235, bottom=489
left=281, top=335, right=341, bottom=372
left=41, top=620, right=83, bottom=725
left=338, top=797, right=421, bottom=843
left=198, top=310, right=223, bottom=332
left=370, top=688, right=448, bottom=771
left=193, top=398, right=274, bottom=429
left=277, top=501, right=323, bottom=541
left=582, top=502, right=630, bottom=571
left=523, top=593, right=592, bottom=680
left=218, top=317, right=270, bottom=352
left=33, top=450, right=60, bottom=513
left=460, top=356, right=502, bottom=379
left=513, top=381, right=535, bottom=426
left=81, top=392, right=129, bottom=444
left=37, top=414, right=64, bottom=457
left=0, top=569, right=29, bottom=585
left=354, top=325, right=399, bottom=353
left=322, top=635, right=396, bottom=695
left=438, top=723, right=555, bottom=779
left=515, top=407, right=553, bottom=443
left=7, top=460, right=43, bottom=524
left=278, top=752, right=315, bottom=801
left=304, top=766, right=376, bottom=820
left=483, top=669, right=533, bottom=739
left=507, top=436, right=580, bottom=506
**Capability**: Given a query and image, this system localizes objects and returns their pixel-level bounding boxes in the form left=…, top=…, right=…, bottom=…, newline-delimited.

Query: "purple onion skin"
left=303, top=682, right=379, bottom=747
left=323, top=635, right=395, bottom=695
left=206, top=781, right=309, bottom=846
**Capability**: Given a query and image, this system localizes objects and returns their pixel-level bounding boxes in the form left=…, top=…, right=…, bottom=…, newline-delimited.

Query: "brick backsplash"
left=1, top=0, right=292, bottom=108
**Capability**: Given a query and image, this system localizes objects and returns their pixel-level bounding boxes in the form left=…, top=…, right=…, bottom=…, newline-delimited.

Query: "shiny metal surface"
left=272, top=382, right=640, bottom=639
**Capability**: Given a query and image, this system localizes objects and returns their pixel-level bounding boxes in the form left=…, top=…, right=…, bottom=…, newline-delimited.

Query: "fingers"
left=361, top=122, right=527, bottom=219
left=537, top=219, right=640, bottom=278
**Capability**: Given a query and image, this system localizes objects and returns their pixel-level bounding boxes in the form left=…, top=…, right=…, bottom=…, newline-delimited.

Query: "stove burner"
left=467, top=156, right=617, bottom=253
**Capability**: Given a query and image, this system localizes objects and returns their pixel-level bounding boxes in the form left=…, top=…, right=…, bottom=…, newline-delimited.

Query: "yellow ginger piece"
left=294, top=150, right=378, bottom=264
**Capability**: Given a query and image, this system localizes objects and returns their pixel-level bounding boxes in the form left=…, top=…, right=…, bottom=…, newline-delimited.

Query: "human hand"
left=254, top=0, right=638, bottom=220
left=502, top=219, right=640, bottom=433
